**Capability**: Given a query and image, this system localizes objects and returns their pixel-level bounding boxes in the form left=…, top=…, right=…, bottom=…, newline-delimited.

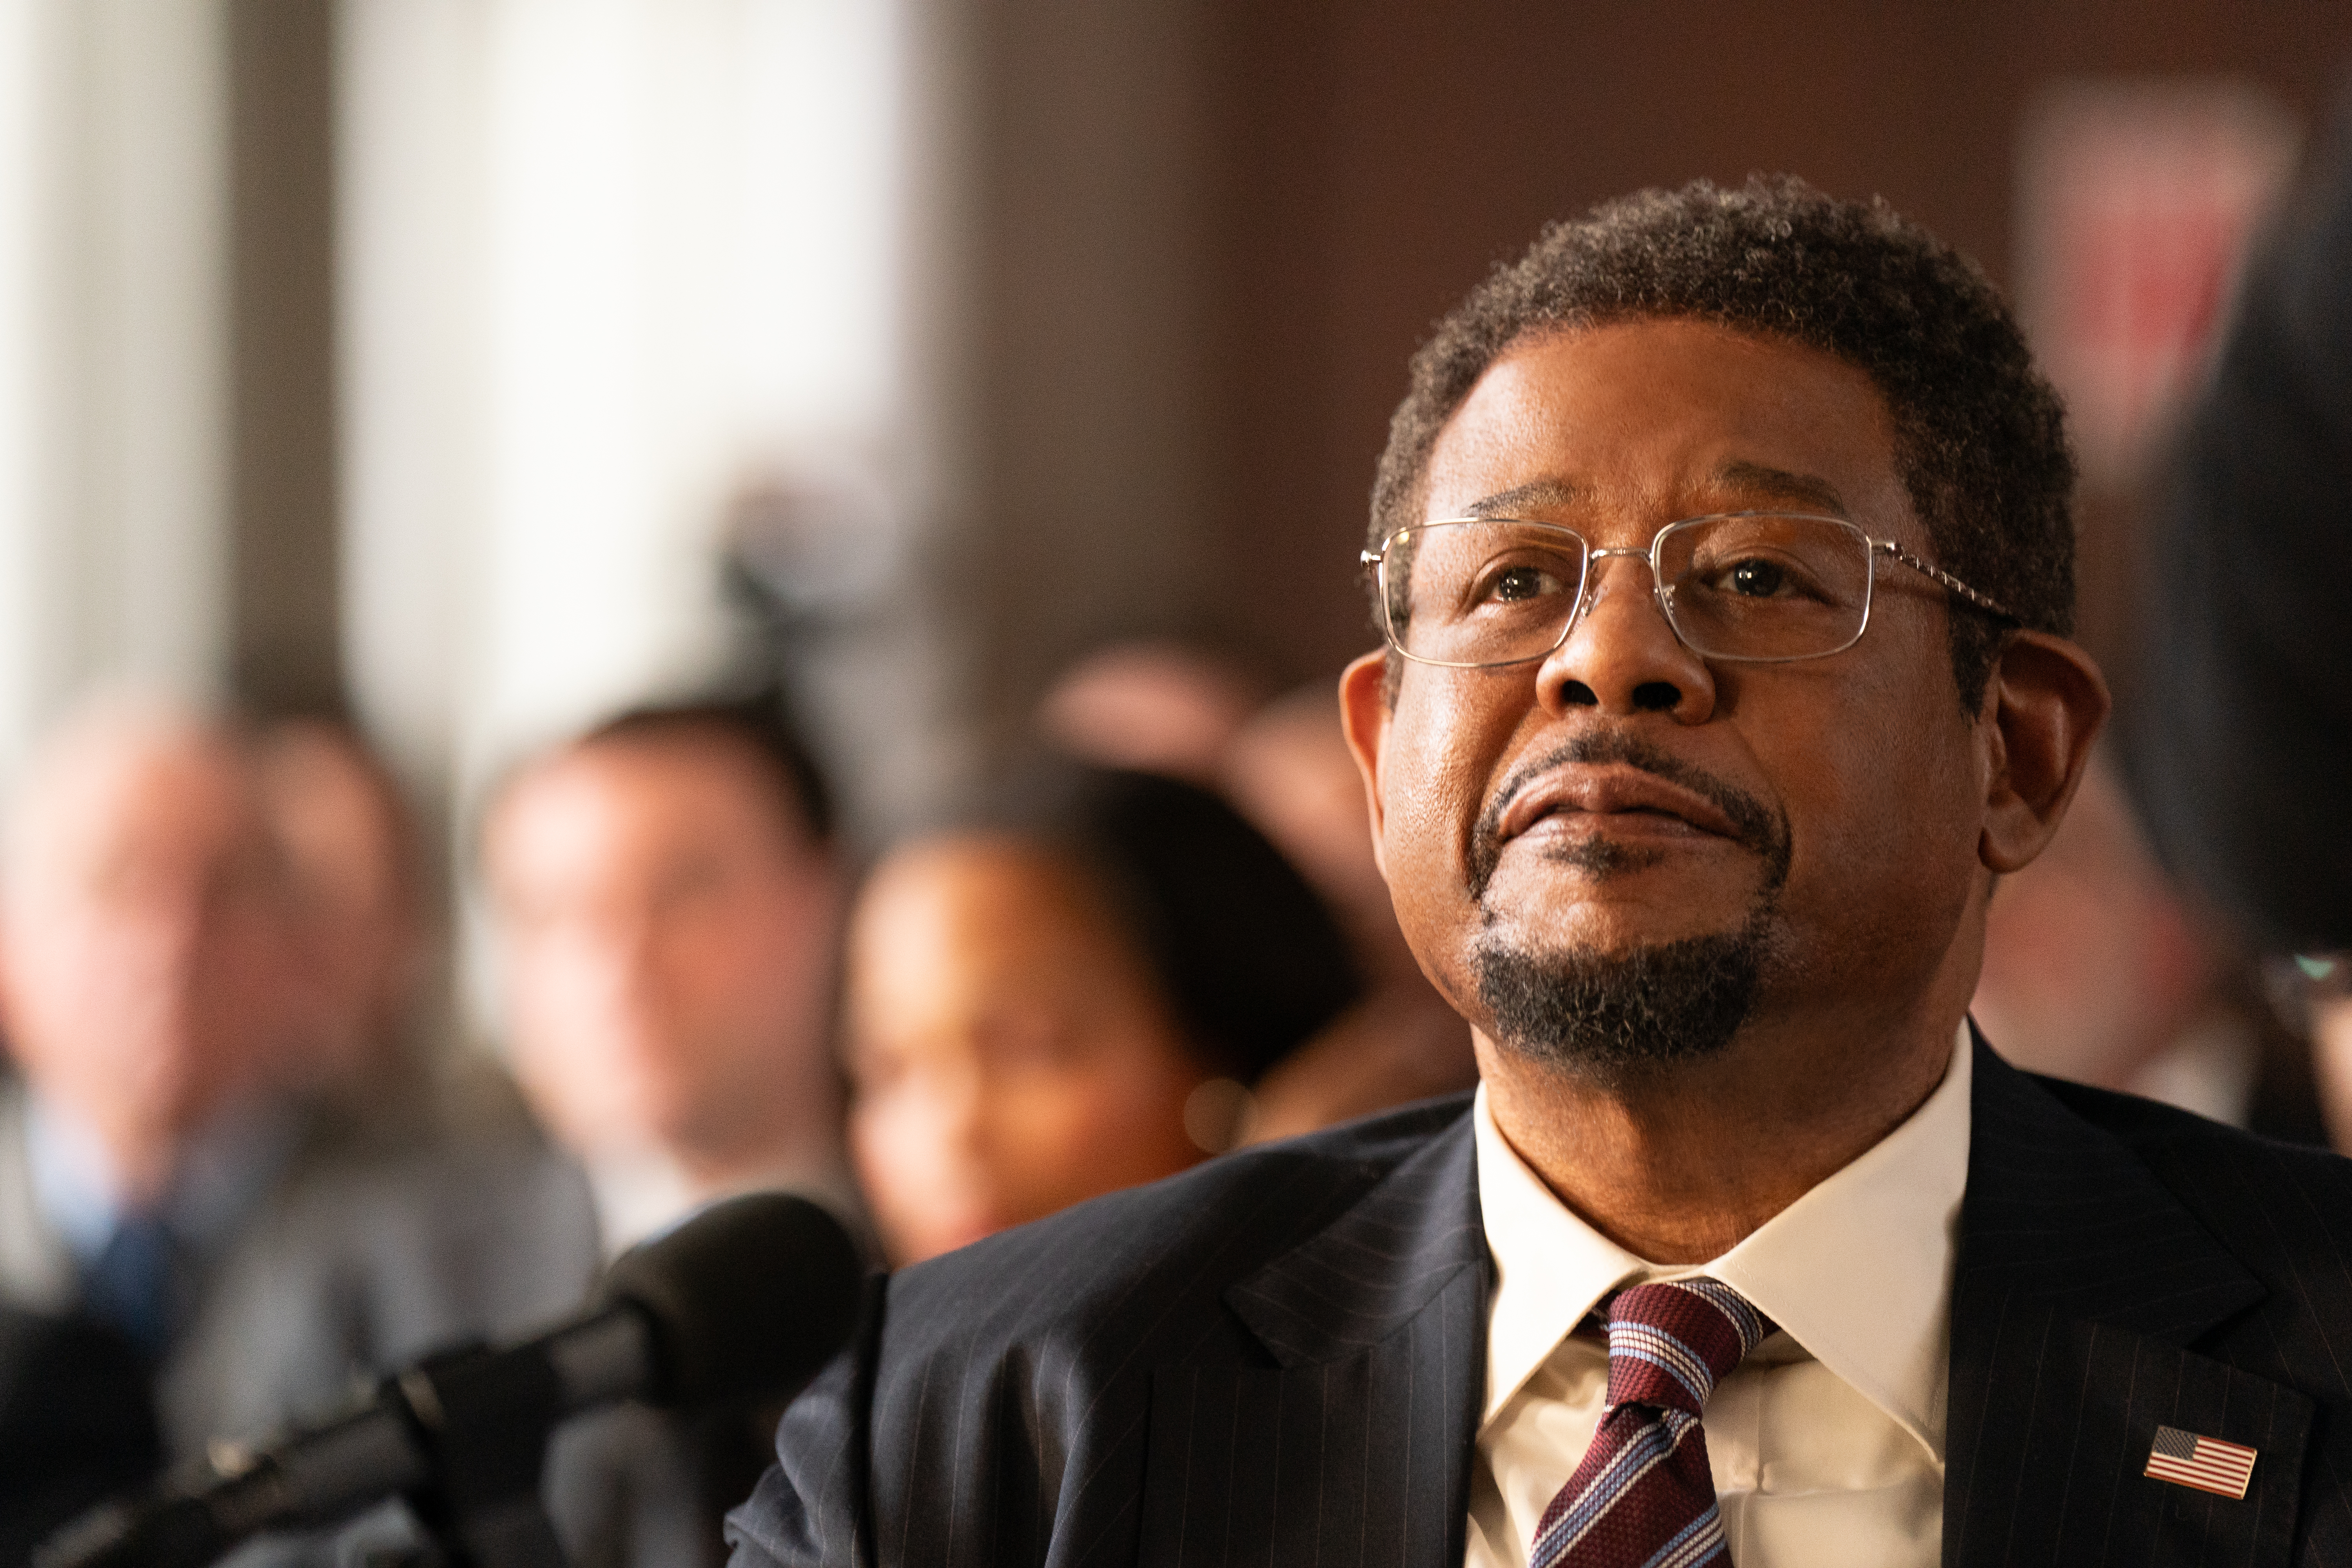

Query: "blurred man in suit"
left=483, top=695, right=853, bottom=1252
left=732, top=178, right=2352, bottom=1568
left=255, top=717, right=433, bottom=1109
left=0, top=695, right=581, bottom=1481
left=484, top=693, right=853, bottom=1568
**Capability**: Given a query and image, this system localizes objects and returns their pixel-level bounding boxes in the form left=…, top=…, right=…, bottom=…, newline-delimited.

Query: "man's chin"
left=1469, top=915, right=1772, bottom=1081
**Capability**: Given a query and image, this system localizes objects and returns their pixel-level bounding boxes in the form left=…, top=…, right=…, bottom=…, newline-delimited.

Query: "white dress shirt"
left=1465, top=1024, right=1972, bottom=1568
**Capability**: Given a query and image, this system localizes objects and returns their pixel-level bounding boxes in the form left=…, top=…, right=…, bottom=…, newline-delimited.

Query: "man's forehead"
left=36, top=743, right=254, bottom=856
left=1462, top=461, right=1853, bottom=521
left=1421, top=319, right=1912, bottom=534
left=495, top=734, right=817, bottom=881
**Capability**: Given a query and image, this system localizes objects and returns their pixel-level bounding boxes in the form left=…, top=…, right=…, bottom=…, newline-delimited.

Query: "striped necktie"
left=1527, top=1278, right=1773, bottom=1568
left=81, top=1210, right=183, bottom=1361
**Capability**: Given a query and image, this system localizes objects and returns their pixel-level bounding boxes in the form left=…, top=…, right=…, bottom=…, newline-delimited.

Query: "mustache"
left=1466, top=731, right=1791, bottom=902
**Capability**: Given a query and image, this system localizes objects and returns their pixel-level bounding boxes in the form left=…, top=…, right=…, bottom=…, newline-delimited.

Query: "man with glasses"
left=730, top=178, right=2352, bottom=1567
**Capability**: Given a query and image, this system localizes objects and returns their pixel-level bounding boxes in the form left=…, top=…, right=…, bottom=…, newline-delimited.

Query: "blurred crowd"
left=0, top=646, right=1484, bottom=1565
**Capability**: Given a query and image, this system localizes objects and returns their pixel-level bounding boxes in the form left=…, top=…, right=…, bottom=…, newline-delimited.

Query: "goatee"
left=1468, top=729, right=1793, bottom=1077
left=1472, top=908, right=1773, bottom=1078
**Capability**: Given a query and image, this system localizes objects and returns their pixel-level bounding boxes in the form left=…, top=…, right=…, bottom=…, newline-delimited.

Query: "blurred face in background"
left=486, top=731, right=838, bottom=1177
left=845, top=837, right=1208, bottom=1265
left=0, top=711, right=294, bottom=1203
left=1969, top=757, right=2213, bottom=1092
left=258, top=720, right=423, bottom=1093
left=2314, top=1001, right=2352, bottom=1151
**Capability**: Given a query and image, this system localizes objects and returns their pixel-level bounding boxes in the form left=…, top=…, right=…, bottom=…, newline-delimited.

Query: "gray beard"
left=1471, top=907, right=1773, bottom=1080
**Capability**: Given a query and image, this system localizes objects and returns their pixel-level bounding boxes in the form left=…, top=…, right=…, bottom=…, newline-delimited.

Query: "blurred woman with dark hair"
left=843, top=765, right=1361, bottom=1265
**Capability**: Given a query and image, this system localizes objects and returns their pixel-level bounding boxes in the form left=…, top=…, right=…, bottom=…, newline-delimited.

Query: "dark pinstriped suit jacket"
left=728, top=1038, right=2352, bottom=1566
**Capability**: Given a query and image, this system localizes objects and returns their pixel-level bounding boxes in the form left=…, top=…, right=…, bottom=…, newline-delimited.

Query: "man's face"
left=1344, top=319, right=1993, bottom=1069
left=486, top=735, right=838, bottom=1165
left=1, top=729, right=294, bottom=1180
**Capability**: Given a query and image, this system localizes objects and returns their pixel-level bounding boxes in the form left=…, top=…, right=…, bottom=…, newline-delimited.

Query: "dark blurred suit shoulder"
left=730, top=1040, right=2352, bottom=1568
left=0, top=1071, right=603, bottom=1460
left=0, top=1304, right=161, bottom=1564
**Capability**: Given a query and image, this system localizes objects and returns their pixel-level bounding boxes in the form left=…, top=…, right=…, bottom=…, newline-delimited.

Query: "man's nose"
left=1536, top=553, right=1717, bottom=721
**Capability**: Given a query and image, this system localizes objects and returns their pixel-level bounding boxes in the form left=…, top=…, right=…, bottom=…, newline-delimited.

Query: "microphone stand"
left=39, top=1191, right=862, bottom=1568
left=390, top=1340, right=572, bottom=1568
left=47, top=1321, right=622, bottom=1568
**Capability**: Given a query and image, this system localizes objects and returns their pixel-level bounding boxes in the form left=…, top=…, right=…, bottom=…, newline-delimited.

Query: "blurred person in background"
left=0, top=694, right=575, bottom=1494
left=1041, top=648, right=1480, bottom=1140
left=1032, top=639, right=1265, bottom=784
left=255, top=718, right=433, bottom=1109
left=482, top=693, right=854, bottom=1251
left=1973, top=757, right=2220, bottom=1100
left=481, top=693, right=852, bottom=1568
left=2123, top=83, right=2352, bottom=1150
left=1972, top=752, right=2328, bottom=1142
left=1221, top=684, right=1477, bottom=1138
left=843, top=764, right=1361, bottom=1266
left=2126, top=86, right=2352, bottom=971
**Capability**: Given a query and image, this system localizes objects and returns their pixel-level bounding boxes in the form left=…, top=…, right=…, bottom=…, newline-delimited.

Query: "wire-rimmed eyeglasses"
left=1358, top=512, right=2019, bottom=669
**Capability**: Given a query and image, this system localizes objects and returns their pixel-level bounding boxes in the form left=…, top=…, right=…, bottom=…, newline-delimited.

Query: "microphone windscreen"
left=597, top=1192, right=863, bottom=1410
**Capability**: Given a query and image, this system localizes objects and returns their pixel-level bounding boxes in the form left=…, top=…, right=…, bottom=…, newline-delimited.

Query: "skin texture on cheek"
left=1739, top=656, right=1991, bottom=1023
left=1373, top=674, right=1502, bottom=1014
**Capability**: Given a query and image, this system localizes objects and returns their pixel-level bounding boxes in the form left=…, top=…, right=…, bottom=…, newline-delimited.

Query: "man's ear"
left=1338, top=651, right=1392, bottom=878
left=1979, top=630, right=2111, bottom=874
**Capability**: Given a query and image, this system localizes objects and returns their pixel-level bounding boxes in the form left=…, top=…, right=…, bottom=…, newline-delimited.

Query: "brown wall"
left=961, top=1, right=2352, bottom=746
left=222, top=4, right=2352, bottom=747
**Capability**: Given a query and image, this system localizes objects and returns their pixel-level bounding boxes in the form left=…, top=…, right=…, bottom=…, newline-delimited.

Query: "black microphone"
left=39, top=1192, right=863, bottom=1568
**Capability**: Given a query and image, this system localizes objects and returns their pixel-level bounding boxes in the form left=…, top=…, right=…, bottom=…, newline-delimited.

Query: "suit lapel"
left=1946, top=1038, right=2309, bottom=1566
left=1137, top=1117, right=1488, bottom=1568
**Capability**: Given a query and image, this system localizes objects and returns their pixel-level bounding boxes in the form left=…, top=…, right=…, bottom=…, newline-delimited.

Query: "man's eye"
left=1480, top=563, right=1567, bottom=604
left=1729, top=558, right=1788, bottom=597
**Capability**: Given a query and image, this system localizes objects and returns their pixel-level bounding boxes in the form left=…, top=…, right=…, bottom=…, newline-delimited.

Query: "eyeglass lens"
left=1382, top=514, right=1877, bottom=667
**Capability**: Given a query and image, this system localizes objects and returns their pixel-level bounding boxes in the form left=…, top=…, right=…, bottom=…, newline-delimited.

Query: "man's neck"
left=588, top=1127, right=849, bottom=1256
left=1476, top=1005, right=1961, bottom=1263
left=27, top=1089, right=294, bottom=1256
left=675, top=1067, right=845, bottom=1196
left=672, top=1127, right=845, bottom=1202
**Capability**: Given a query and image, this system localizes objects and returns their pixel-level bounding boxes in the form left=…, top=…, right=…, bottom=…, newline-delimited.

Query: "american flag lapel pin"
left=2144, top=1424, right=2258, bottom=1500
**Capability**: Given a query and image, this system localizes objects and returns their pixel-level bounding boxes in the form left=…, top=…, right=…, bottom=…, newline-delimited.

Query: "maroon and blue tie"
left=1526, top=1278, right=1773, bottom=1568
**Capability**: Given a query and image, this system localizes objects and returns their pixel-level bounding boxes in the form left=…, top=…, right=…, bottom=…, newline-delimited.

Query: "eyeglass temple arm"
left=1870, top=539, right=2018, bottom=622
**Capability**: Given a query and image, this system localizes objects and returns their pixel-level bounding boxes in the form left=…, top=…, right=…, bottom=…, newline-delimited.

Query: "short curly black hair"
left=1368, top=176, right=2076, bottom=706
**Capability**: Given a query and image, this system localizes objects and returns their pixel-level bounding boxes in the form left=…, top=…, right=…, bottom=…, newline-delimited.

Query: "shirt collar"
left=25, top=1091, right=299, bottom=1264
left=25, top=1094, right=119, bottom=1260
left=1474, top=1022, right=1972, bottom=1463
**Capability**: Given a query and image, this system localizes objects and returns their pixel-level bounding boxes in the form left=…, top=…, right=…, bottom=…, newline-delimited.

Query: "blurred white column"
left=339, top=0, right=953, bottom=830
left=335, top=0, right=489, bottom=799
left=0, top=0, right=230, bottom=784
